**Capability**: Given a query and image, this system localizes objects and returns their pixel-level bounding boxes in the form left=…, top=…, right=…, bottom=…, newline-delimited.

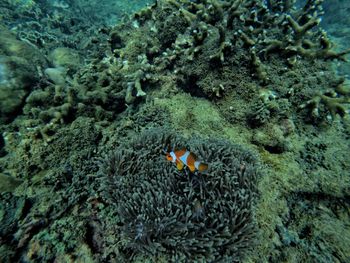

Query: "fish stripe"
left=179, top=151, right=190, bottom=165
left=167, top=149, right=208, bottom=172
left=170, top=152, right=177, bottom=163
left=194, top=161, right=200, bottom=169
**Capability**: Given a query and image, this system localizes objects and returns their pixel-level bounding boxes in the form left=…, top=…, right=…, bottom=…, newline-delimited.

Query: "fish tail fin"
left=198, top=162, right=208, bottom=172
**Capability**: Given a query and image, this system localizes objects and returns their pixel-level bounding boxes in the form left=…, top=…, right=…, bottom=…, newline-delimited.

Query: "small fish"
left=165, top=148, right=208, bottom=173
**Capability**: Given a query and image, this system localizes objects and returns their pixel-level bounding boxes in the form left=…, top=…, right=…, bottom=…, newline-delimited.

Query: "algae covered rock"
left=0, top=192, right=29, bottom=261
left=0, top=27, right=46, bottom=65
left=0, top=173, right=22, bottom=193
left=48, top=47, right=81, bottom=71
left=100, top=128, right=261, bottom=261
left=44, top=47, right=81, bottom=85
left=0, top=27, right=46, bottom=124
left=0, top=55, right=39, bottom=124
left=44, top=66, right=66, bottom=85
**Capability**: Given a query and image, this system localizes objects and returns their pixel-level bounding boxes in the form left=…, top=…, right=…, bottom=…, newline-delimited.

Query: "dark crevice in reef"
left=288, top=191, right=350, bottom=216
left=180, top=75, right=208, bottom=98
left=0, top=133, right=6, bottom=157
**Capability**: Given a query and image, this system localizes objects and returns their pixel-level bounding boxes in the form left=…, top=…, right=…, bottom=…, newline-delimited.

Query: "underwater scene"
left=0, top=0, right=349, bottom=262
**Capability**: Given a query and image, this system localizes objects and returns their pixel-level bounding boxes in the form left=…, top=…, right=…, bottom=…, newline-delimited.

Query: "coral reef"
left=0, top=117, right=102, bottom=262
left=300, top=78, right=350, bottom=121
left=0, top=0, right=349, bottom=262
left=5, top=0, right=346, bottom=137
left=274, top=191, right=350, bottom=262
left=100, top=128, right=260, bottom=261
left=0, top=27, right=46, bottom=124
left=98, top=0, right=350, bottom=128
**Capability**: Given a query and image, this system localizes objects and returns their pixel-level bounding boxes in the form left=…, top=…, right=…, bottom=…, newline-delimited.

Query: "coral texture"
left=100, top=128, right=260, bottom=261
left=101, top=0, right=349, bottom=126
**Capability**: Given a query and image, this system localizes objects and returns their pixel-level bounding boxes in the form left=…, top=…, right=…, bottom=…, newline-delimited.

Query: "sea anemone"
left=100, top=128, right=261, bottom=261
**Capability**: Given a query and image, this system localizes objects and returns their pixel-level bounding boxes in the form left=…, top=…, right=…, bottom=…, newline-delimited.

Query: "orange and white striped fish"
left=165, top=148, right=208, bottom=173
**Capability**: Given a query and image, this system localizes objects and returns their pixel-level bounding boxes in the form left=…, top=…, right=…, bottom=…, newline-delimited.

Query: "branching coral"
left=105, top=0, right=350, bottom=127
left=262, top=0, right=350, bottom=61
left=100, top=128, right=261, bottom=261
left=300, top=80, right=350, bottom=120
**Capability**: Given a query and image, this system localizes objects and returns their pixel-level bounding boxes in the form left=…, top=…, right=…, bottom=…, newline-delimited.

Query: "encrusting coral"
left=99, top=128, right=261, bottom=261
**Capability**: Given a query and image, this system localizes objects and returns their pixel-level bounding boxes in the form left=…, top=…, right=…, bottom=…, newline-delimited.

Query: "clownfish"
left=165, top=148, right=208, bottom=173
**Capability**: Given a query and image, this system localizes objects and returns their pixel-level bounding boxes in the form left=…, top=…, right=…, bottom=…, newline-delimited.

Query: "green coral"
left=102, top=0, right=350, bottom=127
left=300, top=79, right=350, bottom=120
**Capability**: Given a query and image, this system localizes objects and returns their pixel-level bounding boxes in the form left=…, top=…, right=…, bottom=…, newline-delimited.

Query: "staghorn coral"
left=300, top=78, right=350, bottom=121
left=102, top=0, right=350, bottom=126
left=100, top=128, right=260, bottom=261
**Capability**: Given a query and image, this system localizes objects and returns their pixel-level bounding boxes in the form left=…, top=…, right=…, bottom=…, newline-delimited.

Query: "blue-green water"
left=0, top=0, right=349, bottom=262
